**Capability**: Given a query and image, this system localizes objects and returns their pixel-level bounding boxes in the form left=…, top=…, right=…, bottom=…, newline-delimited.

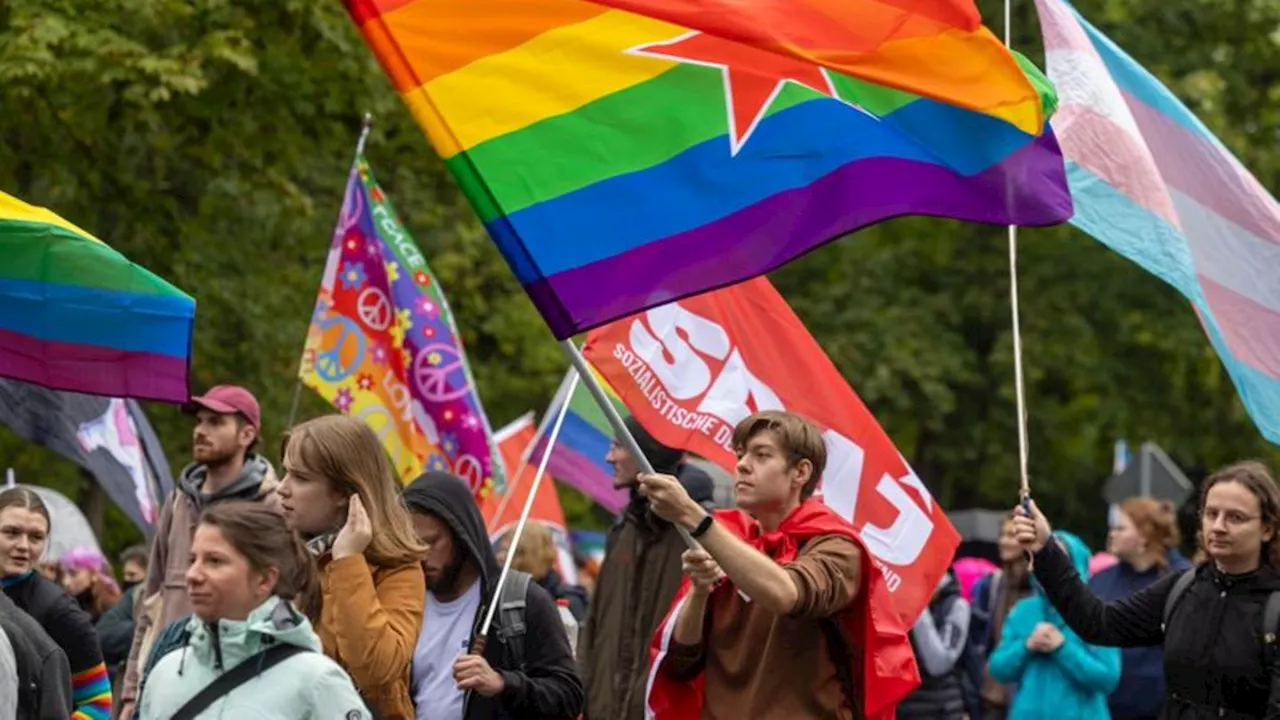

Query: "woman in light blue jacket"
left=138, top=501, right=369, bottom=720
left=988, top=530, right=1121, bottom=720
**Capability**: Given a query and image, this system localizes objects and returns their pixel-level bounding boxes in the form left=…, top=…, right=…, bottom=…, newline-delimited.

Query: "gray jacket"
left=0, top=591, right=72, bottom=720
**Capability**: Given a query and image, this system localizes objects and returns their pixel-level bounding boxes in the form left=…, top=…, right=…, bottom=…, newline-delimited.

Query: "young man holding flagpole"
left=638, top=410, right=918, bottom=720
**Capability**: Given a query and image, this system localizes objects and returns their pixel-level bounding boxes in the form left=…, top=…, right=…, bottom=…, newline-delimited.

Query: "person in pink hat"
left=115, top=385, right=281, bottom=720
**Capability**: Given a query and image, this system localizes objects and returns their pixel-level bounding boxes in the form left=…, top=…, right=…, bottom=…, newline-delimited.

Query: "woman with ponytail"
left=137, top=501, right=369, bottom=719
left=1088, top=498, right=1191, bottom=720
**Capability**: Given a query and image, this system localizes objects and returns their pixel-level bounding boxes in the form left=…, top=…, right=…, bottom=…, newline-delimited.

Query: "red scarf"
left=643, top=499, right=919, bottom=719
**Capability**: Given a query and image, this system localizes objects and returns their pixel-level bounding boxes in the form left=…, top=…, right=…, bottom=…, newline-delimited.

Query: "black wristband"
left=689, top=513, right=714, bottom=538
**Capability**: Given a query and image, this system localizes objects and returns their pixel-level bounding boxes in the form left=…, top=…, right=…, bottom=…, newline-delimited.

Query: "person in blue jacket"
left=988, top=530, right=1121, bottom=720
left=1087, top=498, right=1190, bottom=720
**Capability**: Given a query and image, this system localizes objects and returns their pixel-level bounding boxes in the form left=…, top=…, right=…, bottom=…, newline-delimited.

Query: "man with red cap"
left=115, top=385, right=280, bottom=720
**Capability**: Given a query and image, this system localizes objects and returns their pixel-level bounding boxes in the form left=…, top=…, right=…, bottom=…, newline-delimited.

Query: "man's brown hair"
left=731, top=410, right=827, bottom=499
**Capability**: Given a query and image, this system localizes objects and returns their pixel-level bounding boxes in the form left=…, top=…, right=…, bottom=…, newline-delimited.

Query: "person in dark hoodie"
left=578, top=417, right=715, bottom=720
left=1088, top=497, right=1191, bottom=720
left=402, top=470, right=584, bottom=720
left=116, top=385, right=279, bottom=720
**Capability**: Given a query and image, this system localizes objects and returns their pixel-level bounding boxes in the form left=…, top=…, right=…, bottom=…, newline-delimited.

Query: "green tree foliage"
left=1, top=0, right=1276, bottom=559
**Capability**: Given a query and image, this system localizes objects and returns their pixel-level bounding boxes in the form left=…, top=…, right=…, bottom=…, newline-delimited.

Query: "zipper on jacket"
left=209, top=622, right=225, bottom=671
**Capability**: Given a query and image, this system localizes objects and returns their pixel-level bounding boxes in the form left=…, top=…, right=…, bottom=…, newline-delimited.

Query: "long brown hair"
left=199, top=501, right=322, bottom=619
left=280, top=415, right=427, bottom=568
left=1118, top=497, right=1181, bottom=569
left=1197, top=461, right=1280, bottom=570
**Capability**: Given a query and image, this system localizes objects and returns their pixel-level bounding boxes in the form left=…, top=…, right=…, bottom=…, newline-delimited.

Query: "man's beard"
left=427, top=550, right=468, bottom=596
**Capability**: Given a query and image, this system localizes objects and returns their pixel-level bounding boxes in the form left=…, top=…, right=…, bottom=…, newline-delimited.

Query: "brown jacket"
left=579, top=499, right=690, bottom=720
left=664, top=535, right=863, bottom=719
left=117, top=455, right=279, bottom=716
left=317, top=553, right=425, bottom=720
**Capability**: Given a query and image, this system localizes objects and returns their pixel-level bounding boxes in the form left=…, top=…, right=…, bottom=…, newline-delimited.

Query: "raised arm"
left=1015, top=501, right=1172, bottom=647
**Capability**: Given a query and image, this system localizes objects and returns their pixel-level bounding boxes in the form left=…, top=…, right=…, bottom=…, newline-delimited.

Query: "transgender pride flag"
left=1035, top=0, right=1280, bottom=443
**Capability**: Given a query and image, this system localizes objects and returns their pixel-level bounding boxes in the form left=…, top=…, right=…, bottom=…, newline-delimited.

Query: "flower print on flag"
left=339, top=261, right=367, bottom=291
left=334, top=387, right=354, bottom=414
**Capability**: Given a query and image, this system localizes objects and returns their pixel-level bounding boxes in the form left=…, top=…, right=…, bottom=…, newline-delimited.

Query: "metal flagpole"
left=560, top=340, right=700, bottom=550
left=476, top=370, right=579, bottom=641
left=491, top=377, right=570, bottom=524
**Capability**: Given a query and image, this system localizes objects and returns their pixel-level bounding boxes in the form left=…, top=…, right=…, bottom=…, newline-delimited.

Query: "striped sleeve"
left=71, top=661, right=112, bottom=720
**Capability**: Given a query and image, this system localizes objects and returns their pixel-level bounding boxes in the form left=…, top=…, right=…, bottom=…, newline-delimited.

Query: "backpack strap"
left=495, top=571, right=532, bottom=669
left=1161, top=568, right=1197, bottom=634
left=169, top=643, right=309, bottom=720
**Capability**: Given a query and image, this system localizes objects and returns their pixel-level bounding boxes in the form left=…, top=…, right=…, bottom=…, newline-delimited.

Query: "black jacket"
left=1033, top=539, right=1280, bottom=720
left=4, top=571, right=105, bottom=680
left=403, top=471, right=585, bottom=720
left=0, top=591, right=73, bottom=720
left=97, top=583, right=139, bottom=674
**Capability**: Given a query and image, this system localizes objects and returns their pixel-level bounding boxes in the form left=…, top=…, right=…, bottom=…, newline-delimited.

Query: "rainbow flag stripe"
left=347, top=0, right=1072, bottom=338
left=0, top=192, right=193, bottom=403
left=532, top=365, right=630, bottom=513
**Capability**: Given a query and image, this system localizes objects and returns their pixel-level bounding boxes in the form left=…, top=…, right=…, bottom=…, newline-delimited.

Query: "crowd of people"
left=1, top=381, right=1278, bottom=720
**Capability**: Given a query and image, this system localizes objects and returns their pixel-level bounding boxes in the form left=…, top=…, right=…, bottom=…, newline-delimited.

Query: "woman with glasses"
left=1012, top=462, right=1280, bottom=720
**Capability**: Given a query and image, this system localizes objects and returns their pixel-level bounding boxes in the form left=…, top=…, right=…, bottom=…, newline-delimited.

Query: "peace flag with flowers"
left=297, top=154, right=504, bottom=496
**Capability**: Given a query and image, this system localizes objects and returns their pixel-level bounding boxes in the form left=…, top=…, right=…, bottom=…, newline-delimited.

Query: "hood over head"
left=402, top=471, right=501, bottom=590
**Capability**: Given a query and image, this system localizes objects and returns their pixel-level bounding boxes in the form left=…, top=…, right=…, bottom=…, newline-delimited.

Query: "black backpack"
left=491, top=571, right=533, bottom=668
left=1162, top=567, right=1280, bottom=664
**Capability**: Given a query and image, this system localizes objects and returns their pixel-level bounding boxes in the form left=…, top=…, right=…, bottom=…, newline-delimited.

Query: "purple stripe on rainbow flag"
left=0, top=327, right=190, bottom=402
left=526, top=131, right=1070, bottom=337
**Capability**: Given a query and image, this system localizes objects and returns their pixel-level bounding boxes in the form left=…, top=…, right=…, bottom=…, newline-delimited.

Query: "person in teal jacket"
left=137, top=501, right=370, bottom=720
left=988, top=530, right=1120, bottom=720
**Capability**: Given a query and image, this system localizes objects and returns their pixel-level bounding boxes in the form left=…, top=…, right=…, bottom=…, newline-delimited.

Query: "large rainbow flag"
left=298, top=153, right=504, bottom=493
left=1034, top=0, right=1280, bottom=443
left=345, top=0, right=1074, bottom=338
left=0, top=191, right=194, bottom=403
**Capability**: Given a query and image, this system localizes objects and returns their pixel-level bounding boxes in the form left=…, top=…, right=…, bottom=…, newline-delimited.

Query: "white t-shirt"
left=412, top=579, right=483, bottom=720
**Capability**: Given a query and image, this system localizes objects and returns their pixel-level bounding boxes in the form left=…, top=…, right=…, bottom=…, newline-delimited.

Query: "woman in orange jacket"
left=277, top=414, right=428, bottom=720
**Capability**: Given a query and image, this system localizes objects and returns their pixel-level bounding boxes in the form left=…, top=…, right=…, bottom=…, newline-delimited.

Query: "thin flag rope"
left=1006, top=0, right=1036, bottom=567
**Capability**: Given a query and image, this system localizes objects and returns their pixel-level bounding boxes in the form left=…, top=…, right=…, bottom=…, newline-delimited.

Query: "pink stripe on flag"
left=1124, top=92, right=1280, bottom=246
left=1054, top=104, right=1179, bottom=226
left=1200, top=275, right=1280, bottom=379
left=1037, top=0, right=1086, bottom=52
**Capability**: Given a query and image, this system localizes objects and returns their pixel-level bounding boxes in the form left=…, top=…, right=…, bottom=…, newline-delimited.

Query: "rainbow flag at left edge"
left=0, top=191, right=194, bottom=403
left=345, top=0, right=1073, bottom=339
left=298, top=154, right=505, bottom=495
